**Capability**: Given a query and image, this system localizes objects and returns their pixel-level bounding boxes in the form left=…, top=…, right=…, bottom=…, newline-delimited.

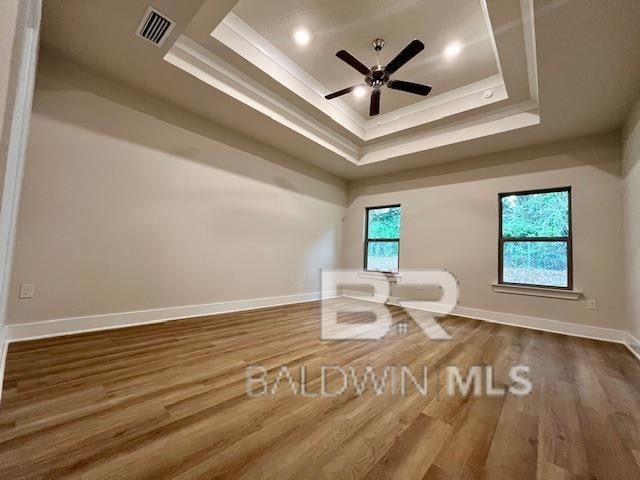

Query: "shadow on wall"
left=624, top=98, right=640, bottom=172
left=31, top=49, right=347, bottom=206
left=350, top=133, right=622, bottom=201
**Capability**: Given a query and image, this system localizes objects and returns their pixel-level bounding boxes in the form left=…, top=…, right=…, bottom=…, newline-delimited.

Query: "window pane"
left=367, top=207, right=401, bottom=239
left=503, top=241, right=568, bottom=287
left=502, top=191, right=569, bottom=238
left=367, top=241, right=399, bottom=272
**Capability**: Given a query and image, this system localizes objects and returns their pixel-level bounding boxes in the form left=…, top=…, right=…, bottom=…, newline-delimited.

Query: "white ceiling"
left=39, top=0, right=640, bottom=180
left=231, top=0, right=499, bottom=118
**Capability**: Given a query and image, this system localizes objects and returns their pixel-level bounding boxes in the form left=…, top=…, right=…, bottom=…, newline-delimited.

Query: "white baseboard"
left=451, top=305, right=629, bottom=344
left=1, top=292, right=637, bottom=404
left=625, top=332, right=640, bottom=361
left=4, top=291, right=337, bottom=343
left=341, top=291, right=638, bottom=354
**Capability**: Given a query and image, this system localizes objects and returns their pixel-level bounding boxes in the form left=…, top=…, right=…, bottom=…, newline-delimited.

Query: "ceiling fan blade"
left=336, top=50, right=371, bottom=75
left=325, top=85, right=365, bottom=100
left=370, top=89, right=381, bottom=116
left=384, top=40, right=425, bottom=75
left=387, top=80, right=432, bottom=96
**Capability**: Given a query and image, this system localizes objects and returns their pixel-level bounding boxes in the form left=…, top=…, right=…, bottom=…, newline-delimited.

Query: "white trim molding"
left=626, top=332, right=640, bottom=361
left=165, top=34, right=540, bottom=166
left=1, top=292, right=638, bottom=402
left=3, top=293, right=637, bottom=349
left=491, top=283, right=583, bottom=300
left=163, top=37, right=361, bottom=164
left=161, top=0, right=540, bottom=166
left=212, top=12, right=365, bottom=138
left=0, top=0, right=41, bottom=332
left=0, top=0, right=41, bottom=406
left=358, top=103, right=540, bottom=165
left=4, top=291, right=338, bottom=343
left=451, top=305, right=628, bottom=344
left=211, top=12, right=507, bottom=140
left=340, top=292, right=638, bottom=351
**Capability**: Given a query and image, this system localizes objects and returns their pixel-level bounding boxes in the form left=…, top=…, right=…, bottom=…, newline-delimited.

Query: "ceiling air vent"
left=136, top=7, right=175, bottom=47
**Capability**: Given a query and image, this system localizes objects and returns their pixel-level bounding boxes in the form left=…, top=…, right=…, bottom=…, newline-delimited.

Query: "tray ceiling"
left=231, top=0, right=500, bottom=118
left=165, top=0, right=539, bottom=165
left=39, top=0, right=640, bottom=179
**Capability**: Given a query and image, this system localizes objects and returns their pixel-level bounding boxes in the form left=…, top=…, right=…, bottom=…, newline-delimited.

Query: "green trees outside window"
left=365, top=206, right=401, bottom=273
left=499, top=188, right=572, bottom=288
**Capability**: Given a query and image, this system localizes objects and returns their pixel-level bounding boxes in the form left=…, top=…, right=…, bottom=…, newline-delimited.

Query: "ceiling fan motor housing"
left=366, top=66, right=389, bottom=88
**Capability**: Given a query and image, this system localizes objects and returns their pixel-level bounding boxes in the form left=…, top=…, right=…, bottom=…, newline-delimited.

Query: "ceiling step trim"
left=211, top=11, right=508, bottom=141
left=164, top=22, right=540, bottom=167
left=214, top=12, right=365, bottom=138
left=164, top=36, right=362, bottom=164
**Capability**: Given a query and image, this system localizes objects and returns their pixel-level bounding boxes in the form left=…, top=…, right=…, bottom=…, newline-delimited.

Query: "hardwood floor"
left=0, top=298, right=639, bottom=479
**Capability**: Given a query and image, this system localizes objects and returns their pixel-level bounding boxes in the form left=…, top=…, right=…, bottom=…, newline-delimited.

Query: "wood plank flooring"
left=0, top=298, right=639, bottom=479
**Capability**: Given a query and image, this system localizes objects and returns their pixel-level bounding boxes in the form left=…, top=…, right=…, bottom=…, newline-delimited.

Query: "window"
left=499, top=187, right=572, bottom=289
left=364, top=205, right=401, bottom=273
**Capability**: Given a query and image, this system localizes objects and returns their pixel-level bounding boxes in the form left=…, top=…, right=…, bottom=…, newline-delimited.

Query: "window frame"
left=498, top=186, right=573, bottom=290
left=364, top=204, right=401, bottom=274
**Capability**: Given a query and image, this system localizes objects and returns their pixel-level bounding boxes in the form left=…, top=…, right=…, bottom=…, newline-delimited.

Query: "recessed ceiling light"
left=443, top=41, right=463, bottom=59
left=293, top=28, right=311, bottom=46
left=353, top=86, right=367, bottom=98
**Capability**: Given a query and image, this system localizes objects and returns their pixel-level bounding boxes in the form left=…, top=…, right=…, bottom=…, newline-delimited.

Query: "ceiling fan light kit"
left=325, top=38, right=432, bottom=116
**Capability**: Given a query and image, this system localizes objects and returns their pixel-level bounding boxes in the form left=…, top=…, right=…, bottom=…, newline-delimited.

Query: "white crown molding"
left=480, top=0, right=504, bottom=75
left=520, top=0, right=539, bottom=103
left=213, top=13, right=365, bottom=138
left=359, top=101, right=540, bottom=164
left=211, top=12, right=507, bottom=140
left=164, top=36, right=361, bottom=163
left=164, top=0, right=540, bottom=166
left=363, top=75, right=507, bottom=137
left=165, top=35, right=539, bottom=165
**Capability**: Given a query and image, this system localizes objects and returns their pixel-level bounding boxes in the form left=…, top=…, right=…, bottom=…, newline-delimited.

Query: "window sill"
left=491, top=283, right=582, bottom=300
left=358, top=271, right=402, bottom=282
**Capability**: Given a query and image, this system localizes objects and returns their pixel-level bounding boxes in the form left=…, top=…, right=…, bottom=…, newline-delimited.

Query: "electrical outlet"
left=586, top=298, right=597, bottom=310
left=289, top=274, right=295, bottom=285
left=19, top=283, right=34, bottom=299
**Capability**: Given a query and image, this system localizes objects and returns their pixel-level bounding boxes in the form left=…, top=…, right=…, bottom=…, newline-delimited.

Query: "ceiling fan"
left=325, top=38, right=432, bottom=117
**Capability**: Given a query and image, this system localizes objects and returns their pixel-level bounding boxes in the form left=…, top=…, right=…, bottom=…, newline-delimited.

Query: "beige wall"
left=623, top=99, right=640, bottom=340
left=7, top=53, right=631, bottom=334
left=343, top=134, right=626, bottom=330
left=7, top=53, right=347, bottom=324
